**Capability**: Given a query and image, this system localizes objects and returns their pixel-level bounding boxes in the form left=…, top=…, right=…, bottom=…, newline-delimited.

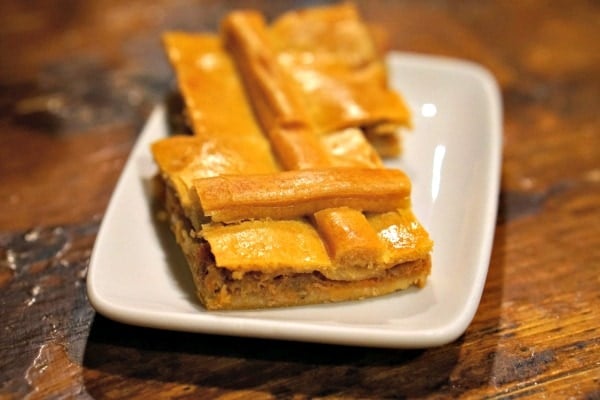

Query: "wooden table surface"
left=1, top=1, right=599, bottom=398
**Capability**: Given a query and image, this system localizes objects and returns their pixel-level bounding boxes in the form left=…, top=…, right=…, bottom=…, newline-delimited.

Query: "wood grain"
left=1, top=0, right=598, bottom=398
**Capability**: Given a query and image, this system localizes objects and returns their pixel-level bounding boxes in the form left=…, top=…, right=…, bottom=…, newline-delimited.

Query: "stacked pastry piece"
left=152, top=3, right=433, bottom=310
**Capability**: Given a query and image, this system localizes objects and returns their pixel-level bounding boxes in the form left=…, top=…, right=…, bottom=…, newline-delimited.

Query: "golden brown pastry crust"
left=153, top=4, right=432, bottom=310
left=268, top=3, right=411, bottom=136
left=222, top=11, right=332, bottom=170
left=194, top=167, right=410, bottom=223
left=162, top=33, right=264, bottom=140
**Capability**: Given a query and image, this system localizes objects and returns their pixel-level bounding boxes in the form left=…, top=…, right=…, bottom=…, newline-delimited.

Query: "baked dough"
left=153, top=3, right=432, bottom=310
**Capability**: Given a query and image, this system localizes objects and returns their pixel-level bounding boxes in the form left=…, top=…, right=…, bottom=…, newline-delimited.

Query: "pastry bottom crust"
left=161, top=181, right=431, bottom=310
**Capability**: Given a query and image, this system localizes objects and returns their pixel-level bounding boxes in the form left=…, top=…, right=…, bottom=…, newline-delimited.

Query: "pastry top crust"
left=162, top=32, right=264, bottom=140
left=268, top=3, right=412, bottom=134
left=194, top=167, right=411, bottom=223
left=200, top=208, right=431, bottom=280
left=153, top=4, right=432, bottom=280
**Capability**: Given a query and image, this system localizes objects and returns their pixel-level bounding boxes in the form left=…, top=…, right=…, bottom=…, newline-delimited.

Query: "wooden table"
left=1, top=1, right=598, bottom=398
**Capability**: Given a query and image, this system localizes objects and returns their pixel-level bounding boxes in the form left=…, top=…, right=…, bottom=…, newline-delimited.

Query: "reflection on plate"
left=87, top=52, right=502, bottom=348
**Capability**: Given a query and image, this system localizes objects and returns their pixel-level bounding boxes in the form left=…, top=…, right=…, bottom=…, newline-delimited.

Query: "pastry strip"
left=194, top=167, right=411, bottom=223
left=313, top=207, right=384, bottom=267
left=162, top=33, right=264, bottom=141
left=221, top=11, right=331, bottom=170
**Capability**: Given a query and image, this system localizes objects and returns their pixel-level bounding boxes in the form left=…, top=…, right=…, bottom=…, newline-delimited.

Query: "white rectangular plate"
left=87, top=52, right=502, bottom=348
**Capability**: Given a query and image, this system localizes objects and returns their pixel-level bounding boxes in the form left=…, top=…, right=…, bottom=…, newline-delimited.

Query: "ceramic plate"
left=87, top=52, right=502, bottom=348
